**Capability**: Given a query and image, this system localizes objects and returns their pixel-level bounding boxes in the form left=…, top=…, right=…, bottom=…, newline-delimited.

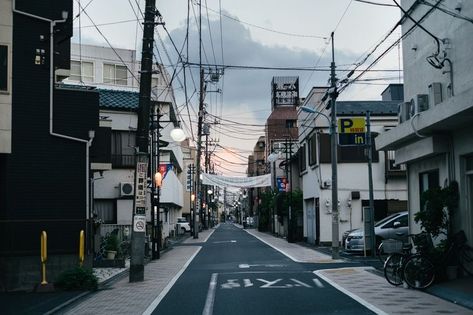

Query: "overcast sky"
left=73, top=0, right=402, bottom=175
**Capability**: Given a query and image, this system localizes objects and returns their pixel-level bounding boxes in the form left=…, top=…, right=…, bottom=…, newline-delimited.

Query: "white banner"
left=202, top=173, right=271, bottom=188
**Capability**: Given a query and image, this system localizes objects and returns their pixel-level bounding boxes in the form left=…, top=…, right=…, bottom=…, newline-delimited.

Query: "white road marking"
left=256, top=278, right=287, bottom=288
left=202, top=273, right=218, bottom=315
left=313, top=269, right=388, bottom=315
left=213, top=240, right=236, bottom=244
left=238, top=263, right=286, bottom=269
left=313, top=278, right=325, bottom=288
left=142, top=247, right=202, bottom=315
left=221, top=279, right=241, bottom=289
left=243, top=279, right=254, bottom=287
left=290, top=278, right=312, bottom=288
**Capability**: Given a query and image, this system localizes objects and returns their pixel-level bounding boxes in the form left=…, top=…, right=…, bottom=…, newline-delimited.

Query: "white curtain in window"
left=82, top=62, right=94, bottom=82
left=103, top=64, right=114, bottom=84
left=94, top=199, right=115, bottom=224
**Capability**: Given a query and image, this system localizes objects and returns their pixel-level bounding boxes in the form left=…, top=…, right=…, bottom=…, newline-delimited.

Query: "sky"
left=72, top=0, right=402, bottom=176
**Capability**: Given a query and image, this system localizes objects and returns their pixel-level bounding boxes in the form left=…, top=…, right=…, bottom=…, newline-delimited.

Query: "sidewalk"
left=58, top=227, right=216, bottom=314
left=241, top=225, right=473, bottom=313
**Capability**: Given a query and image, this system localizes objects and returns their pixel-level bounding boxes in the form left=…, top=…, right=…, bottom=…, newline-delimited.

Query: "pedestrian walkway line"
left=313, top=268, right=389, bottom=315
left=142, top=247, right=202, bottom=315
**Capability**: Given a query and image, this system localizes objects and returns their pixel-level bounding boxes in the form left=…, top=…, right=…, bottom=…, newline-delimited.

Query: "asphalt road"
left=152, top=223, right=375, bottom=315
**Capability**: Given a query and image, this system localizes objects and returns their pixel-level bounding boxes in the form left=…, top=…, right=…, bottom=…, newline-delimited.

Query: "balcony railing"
left=111, top=154, right=136, bottom=168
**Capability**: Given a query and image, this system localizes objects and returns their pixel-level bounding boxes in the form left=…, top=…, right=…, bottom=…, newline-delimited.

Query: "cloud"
left=163, top=11, right=363, bottom=118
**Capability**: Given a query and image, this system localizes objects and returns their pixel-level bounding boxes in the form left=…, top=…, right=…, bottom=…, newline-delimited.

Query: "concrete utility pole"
left=366, top=111, right=376, bottom=257
left=130, top=0, right=157, bottom=282
left=329, top=32, right=340, bottom=260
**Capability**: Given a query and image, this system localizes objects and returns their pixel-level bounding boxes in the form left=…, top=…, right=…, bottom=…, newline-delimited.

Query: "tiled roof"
left=336, top=101, right=399, bottom=116
left=98, top=89, right=139, bottom=110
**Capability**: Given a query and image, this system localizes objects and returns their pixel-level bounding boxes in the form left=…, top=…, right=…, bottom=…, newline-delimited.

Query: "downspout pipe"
left=13, top=1, right=93, bottom=222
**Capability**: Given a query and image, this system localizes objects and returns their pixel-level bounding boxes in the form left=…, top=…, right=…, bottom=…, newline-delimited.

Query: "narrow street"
left=152, top=223, right=374, bottom=315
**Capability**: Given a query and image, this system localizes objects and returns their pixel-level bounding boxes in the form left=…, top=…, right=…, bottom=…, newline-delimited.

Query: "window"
left=94, top=199, right=116, bottom=224
left=103, top=64, right=127, bottom=85
left=308, top=133, right=317, bottom=166
left=111, top=131, right=136, bottom=167
left=419, top=169, right=439, bottom=210
left=70, top=60, right=94, bottom=82
left=152, top=77, right=160, bottom=87
left=0, top=45, right=8, bottom=91
left=299, top=144, right=307, bottom=171
left=286, top=120, right=296, bottom=128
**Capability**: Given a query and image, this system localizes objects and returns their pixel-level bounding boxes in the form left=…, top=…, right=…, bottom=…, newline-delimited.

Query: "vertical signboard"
left=134, top=161, right=148, bottom=215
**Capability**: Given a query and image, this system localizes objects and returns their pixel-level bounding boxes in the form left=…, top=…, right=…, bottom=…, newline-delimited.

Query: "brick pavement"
left=315, top=267, right=473, bottom=315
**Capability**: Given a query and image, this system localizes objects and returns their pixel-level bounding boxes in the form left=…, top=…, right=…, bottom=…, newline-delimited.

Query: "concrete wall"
left=0, top=0, right=12, bottom=153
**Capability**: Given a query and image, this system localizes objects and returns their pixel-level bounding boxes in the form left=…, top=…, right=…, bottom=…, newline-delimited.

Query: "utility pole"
left=130, top=0, right=157, bottom=282
left=204, top=123, right=210, bottom=229
left=366, top=111, right=376, bottom=257
left=329, top=32, right=340, bottom=260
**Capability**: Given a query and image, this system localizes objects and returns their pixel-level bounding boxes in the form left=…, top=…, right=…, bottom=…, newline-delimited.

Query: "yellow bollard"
left=79, top=230, right=85, bottom=267
left=40, top=231, right=47, bottom=285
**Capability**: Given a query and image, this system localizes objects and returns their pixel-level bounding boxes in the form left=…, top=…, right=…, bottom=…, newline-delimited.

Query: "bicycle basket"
left=412, top=233, right=433, bottom=253
left=383, top=239, right=403, bottom=254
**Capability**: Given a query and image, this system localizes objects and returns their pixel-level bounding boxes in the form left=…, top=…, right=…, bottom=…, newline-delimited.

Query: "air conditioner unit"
left=120, top=182, right=134, bottom=197
left=409, top=94, right=429, bottom=118
left=398, top=102, right=411, bottom=123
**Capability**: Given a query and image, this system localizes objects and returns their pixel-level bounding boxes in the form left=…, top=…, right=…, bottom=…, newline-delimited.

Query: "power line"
left=354, top=0, right=397, bottom=7
left=200, top=2, right=327, bottom=39
left=184, top=62, right=402, bottom=72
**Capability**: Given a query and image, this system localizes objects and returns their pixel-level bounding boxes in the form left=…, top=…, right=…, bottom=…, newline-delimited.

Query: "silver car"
left=345, top=211, right=408, bottom=252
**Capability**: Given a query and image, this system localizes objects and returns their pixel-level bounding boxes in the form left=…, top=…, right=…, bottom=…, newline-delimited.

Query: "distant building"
left=265, top=76, right=300, bottom=237
left=298, top=84, right=407, bottom=245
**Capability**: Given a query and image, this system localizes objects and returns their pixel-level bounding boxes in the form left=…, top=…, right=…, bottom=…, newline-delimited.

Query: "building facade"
left=299, top=85, right=408, bottom=245
left=0, top=0, right=105, bottom=290
left=376, top=0, right=473, bottom=244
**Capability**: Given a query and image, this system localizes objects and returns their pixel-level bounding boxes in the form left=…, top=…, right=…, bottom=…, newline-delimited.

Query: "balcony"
left=111, top=154, right=136, bottom=168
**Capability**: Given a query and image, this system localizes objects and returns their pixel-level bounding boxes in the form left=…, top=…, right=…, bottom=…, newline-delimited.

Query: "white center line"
left=202, top=273, right=218, bottom=315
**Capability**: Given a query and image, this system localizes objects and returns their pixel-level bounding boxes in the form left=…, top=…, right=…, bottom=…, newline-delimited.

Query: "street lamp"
left=300, top=103, right=339, bottom=259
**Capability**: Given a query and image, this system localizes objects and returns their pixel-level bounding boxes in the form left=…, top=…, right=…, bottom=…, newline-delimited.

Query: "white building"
left=299, top=85, right=408, bottom=245
left=65, top=43, right=185, bottom=245
left=376, top=1, right=473, bottom=243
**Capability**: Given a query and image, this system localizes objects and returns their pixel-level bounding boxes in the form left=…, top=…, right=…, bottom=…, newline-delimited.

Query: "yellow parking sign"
left=338, top=118, right=366, bottom=134
left=338, top=118, right=366, bottom=146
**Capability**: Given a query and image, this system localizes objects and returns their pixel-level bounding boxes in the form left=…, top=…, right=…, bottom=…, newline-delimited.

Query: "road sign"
left=133, top=215, right=146, bottom=233
left=338, top=117, right=366, bottom=146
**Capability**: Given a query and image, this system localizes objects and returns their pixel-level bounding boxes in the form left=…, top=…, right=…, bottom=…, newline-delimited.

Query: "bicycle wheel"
left=377, top=242, right=388, bottom=264
left=459, top=245, right=473, bottom=276
left=384, top=253, right=404, bottom=286
left=403, top=254, right=435, bottom=289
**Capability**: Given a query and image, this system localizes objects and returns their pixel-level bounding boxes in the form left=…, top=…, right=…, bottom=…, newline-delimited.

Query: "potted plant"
left=104, top=234, right=119, bottom=260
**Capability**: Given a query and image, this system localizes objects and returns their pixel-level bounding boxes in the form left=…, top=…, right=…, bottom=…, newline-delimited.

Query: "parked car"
left=345, top=211, right=408, bottom=252
left=176, top=217, right=191, bottom=234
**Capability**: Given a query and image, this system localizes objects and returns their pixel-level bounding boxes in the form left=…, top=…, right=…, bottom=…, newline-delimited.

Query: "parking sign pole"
left=366, top=111, right=376, bottom=257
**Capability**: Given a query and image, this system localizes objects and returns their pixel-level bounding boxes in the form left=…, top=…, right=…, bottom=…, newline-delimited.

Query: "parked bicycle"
left=384, top=231, right=473, bottom=289
left=403, top=230, right=473, bottom=289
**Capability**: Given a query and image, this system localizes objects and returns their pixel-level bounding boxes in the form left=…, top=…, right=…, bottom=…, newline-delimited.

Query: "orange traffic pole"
left=79, top=230, right=85, bottom=267
left=40, top=231, right=47, bottom=285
